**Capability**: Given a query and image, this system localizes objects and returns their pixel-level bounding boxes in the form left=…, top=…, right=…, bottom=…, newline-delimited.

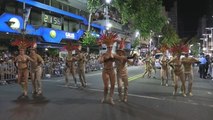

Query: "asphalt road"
left=0, top=66, right=213, bottom=120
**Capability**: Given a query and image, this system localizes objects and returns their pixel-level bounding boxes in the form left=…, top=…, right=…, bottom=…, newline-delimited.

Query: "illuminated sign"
left=50, top=30, right=56, bottom=38
left=42, top=13, right=62, bottom=25
left=0, top=13, right=87, bottom=43
left=65, top=32, right=75, bottom=39
left=17, top=0, right=105, bottom=31
left=9, top=17, right=20, bottom=29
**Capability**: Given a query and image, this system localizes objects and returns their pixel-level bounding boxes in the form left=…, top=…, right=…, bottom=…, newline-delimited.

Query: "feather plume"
left=97, top=32, right=118, bottom=46
left=11, top=38, right=34, bottom=49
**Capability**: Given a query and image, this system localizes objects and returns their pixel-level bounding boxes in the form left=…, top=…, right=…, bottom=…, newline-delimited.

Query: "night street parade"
left=0, top=0, right=213, bottom=120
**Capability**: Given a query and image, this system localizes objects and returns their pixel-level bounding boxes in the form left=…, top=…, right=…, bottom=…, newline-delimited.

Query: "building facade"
left=0, top=0, right=105, bottom=51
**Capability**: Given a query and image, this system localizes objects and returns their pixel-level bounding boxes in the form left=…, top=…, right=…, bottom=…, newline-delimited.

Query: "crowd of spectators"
left=0, top=49, right=145, bottom=85
left=0, top=50, right=104, bottom=84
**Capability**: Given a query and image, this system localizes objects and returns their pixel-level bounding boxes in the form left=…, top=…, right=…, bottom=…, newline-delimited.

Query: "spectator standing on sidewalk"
left=205, top=55, right=211, bottom=78
left=199, top=53, right=207, bottom=79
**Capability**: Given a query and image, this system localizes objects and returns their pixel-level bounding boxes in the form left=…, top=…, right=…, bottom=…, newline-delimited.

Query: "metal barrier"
left=0, top=58, right=103, bottom=84
left=0, top=60, right=17, bottom=84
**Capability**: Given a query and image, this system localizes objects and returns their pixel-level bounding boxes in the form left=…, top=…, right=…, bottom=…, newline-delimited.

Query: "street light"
left=135, top=31, right=140, bottom=38
left=200, top=37, right=208, bottom=53
left=157, top=35, right=162, bottom=47
left=203, top=33, right=210, bottom=54
left=104, top=0, right=112, bottom=32
left=106, top=22, right=112, bottom=30
left=106, top=0, right=112, bottom=4
left=206, top=27, right=213, bottom=53
left=197, top=43, right=201, bottom=54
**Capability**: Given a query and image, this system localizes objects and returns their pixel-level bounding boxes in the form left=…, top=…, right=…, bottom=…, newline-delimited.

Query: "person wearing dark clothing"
left=204, top=55, right=210, bottom=78
left=199, top=54, right=207, bottom=79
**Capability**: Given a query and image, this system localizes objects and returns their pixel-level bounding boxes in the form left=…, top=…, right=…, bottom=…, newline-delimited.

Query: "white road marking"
left=86, top=72, right=102, bottom=77
left=85, top=88, right=213, bottom=108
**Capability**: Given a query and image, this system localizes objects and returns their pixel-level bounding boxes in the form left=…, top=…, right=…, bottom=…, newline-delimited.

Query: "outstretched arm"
left=26, top=55, right=34, bottom=62
left=191, top=57, right=200, bottom=63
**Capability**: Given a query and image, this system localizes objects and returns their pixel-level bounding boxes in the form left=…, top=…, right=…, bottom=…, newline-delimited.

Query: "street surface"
left=0, top=66, right=213, bottom=120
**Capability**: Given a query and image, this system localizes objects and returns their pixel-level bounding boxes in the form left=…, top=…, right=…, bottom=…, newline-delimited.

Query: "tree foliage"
left=131, top=37, right=140, bottom=49
left=113, top=0, right=166, bottom=37
left=81, top=31, right=98, bottom=46
left=86, top=0, right=101, bottom=31
left=130, top=37, right=140, bottom=55
left=87, top=0, right=167, bottom=38
left=87, top=0, right=101, bottom=13
left=191, top=43, right=200, bottom=56
left=161, top=24, right=180, bottom=47
left=188, top=37, right=200, bottom=56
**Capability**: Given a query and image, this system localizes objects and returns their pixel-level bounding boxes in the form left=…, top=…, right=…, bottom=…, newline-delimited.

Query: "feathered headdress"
left=97, top=32, right=118, bottom=46
left=160, top=44, right=169, bottom=53
left=11, top=38, right=35, bottom=49
left=169, top=43, right=189, bottom=55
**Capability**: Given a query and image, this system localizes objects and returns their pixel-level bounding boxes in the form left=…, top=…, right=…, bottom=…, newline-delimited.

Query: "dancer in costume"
left=64, top=42, right=78, bottom=87
left=29, top=48, right=44, bottom=96
left=98, top=33, right=126, bottom=105
left=76, top=47, right=87, bottom=87
left=168, top=43, right=188, bottom=97
left=159, top=51, right=169, bottom=86
left=142, top=52, right=153, bottom=78
left=181, top=52, right=200, bottom=96
left=169, top=53, right=176, bottom=86
left=115, top=38, right=136, bottom=102
left=159, top=44, right=169, bottom=86
left=12, top=39, right=34, bottom=98
left=151, top=54, right=157, bottom=78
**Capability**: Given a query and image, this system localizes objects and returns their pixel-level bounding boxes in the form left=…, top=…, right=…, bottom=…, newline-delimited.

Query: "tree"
left=79, top=31, right=99, bottom=53
left=87, top=0, right=101, bottom=31
left=130, top=37, right=140, bottom=55
left=87, top=0, right=166, bottom=38
left=188, top=37, right=200, bottom=56
left=161, top=24, right=180, bottom=47
left=113, top=0, right=167, bottom=38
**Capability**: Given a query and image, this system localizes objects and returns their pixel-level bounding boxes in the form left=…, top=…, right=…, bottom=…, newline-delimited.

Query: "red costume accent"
left=11, top=38, right=35, bottom=49
left=97, top=32, right=118, bottom=46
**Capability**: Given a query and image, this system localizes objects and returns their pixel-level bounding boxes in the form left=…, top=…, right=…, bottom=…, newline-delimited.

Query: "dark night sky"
left=163, top=0, right=208, bottom=38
